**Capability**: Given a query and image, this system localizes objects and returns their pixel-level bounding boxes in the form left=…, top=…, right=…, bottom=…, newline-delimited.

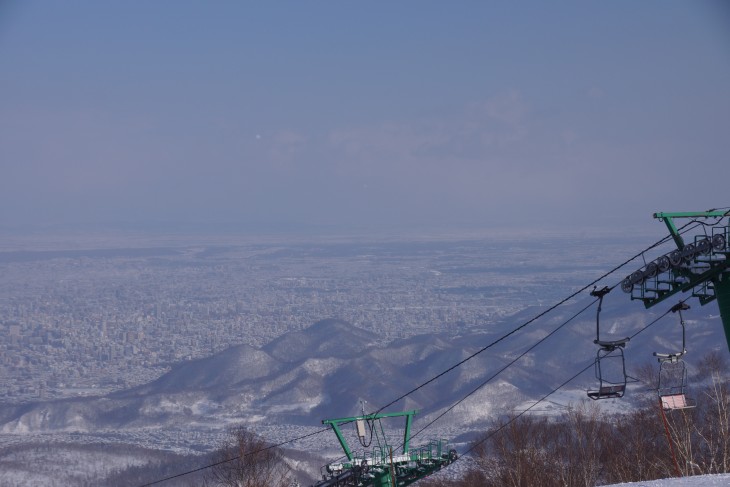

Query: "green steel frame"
left=317, top=410, right=457, bottom=487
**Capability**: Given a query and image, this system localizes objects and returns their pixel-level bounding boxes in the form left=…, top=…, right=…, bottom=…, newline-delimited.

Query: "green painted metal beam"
left=402, top=413, right=413, bottom=455
left=325, top=420, right=354, bottom=461
left=653, top=211, right=729, bottom=219
left=655, top=213, right=685, bottom=249
left=322, top=410, right=418, bottom=425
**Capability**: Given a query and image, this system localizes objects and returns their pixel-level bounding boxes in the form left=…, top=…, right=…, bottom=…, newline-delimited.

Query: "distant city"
left=0, top=232, right=652, bottom=405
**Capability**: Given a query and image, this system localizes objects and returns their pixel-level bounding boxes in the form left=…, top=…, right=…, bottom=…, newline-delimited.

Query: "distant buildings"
left=0, top=236, right=626, bottom=404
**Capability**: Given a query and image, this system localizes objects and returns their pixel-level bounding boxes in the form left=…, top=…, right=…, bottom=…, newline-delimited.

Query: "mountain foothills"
left=0, top=317, right=529, bottom=433
left=0, top=301, right=723, bottom=426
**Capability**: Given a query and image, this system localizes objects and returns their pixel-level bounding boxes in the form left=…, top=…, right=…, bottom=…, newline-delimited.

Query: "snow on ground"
left=604, top=473, right=730, bottom=486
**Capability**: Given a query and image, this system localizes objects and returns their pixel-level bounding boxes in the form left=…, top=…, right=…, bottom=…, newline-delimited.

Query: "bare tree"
left=556, top=402, right=605, bottom=487
left=695, top=352, right=730, bottom=474
left=427, top=354, right=729, bottom=487
left=203, top=426, right=293, bottom=487
left=701, top=369, right=730, bottom=473
left=468, top=414, right=563, bottom=487
left=607, top=402, right=672, bottom=483
left=662, top=352, right=730, bottom=476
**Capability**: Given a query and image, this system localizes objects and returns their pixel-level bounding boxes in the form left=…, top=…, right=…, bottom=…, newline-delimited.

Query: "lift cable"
left=406, top=296, right=599, bottom=445
left=327, top=285, right=619, bottom=470
left=376, top=294, right=685, bottom=465
left=316, top=263, right=654, bottom=471
left=139, top=220, right=707, bottom=486
left=138, top=426, right=332, bottom=487
left=370, top=225, right=693, bottom=417
left=459, top=361, right=595, bottom=458
left=692, top=208, right=730, bottom=226
left=451, top=302, right=679, bottom=463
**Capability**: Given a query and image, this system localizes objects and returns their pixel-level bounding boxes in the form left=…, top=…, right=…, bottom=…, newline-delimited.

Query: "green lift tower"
left=313, top=410, right=457, bottom=487
left=620, top=210, right=730, bottom=352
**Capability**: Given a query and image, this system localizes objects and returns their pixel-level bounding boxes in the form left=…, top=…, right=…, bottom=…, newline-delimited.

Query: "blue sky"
left=1, top=1, right=729, bottom=234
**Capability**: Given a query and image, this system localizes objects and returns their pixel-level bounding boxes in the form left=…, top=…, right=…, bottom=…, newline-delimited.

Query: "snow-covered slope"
left=605, top=473, right=730, bottom=486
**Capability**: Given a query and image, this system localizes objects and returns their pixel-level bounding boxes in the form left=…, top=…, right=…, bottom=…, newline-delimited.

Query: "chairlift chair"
left=587, top=287, right=632, bottom=400
left=654, top=302, right=695, bottom=411
left=588, top=345, right=629, bottom=400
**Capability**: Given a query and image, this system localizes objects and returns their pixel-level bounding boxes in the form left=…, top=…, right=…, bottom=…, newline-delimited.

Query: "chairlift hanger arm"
left=590, top=286, right=629, bottom=348
left=654, top=302, right=690, bottom=362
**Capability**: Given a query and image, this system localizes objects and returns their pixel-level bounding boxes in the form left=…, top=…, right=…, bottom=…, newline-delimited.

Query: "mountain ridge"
left=0, top=303, right=726, bottom=436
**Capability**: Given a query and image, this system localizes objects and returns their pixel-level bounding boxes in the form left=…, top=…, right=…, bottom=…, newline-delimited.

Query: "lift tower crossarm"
left=321, top=410, right=417, bottom=461
left=654, top=211, right=729, bottom=249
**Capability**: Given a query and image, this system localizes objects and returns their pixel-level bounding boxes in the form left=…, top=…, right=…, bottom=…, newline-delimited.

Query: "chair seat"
left=595, top=338, right=628, bottom=350
left=661, top=393, right=691, bottom=410
left=588, top=384, right=625, bottom=399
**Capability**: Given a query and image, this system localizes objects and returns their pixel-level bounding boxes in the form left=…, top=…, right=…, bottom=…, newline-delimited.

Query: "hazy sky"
left=1, top=1, right=729, bottom=234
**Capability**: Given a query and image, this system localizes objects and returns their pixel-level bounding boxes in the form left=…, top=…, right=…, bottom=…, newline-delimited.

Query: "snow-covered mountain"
left=1, top=298, right=725, bottom=437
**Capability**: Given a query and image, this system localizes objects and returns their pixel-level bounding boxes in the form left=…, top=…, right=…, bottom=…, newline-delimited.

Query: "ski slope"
left=606, top=473, right=730, bottom=486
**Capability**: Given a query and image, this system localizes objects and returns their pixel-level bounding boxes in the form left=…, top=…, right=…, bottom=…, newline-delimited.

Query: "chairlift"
left=588, top=346, right=629, bottom=400
left=654, top=302, right=695, bottom=411
left=587, top=286, right=631, bottom=400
